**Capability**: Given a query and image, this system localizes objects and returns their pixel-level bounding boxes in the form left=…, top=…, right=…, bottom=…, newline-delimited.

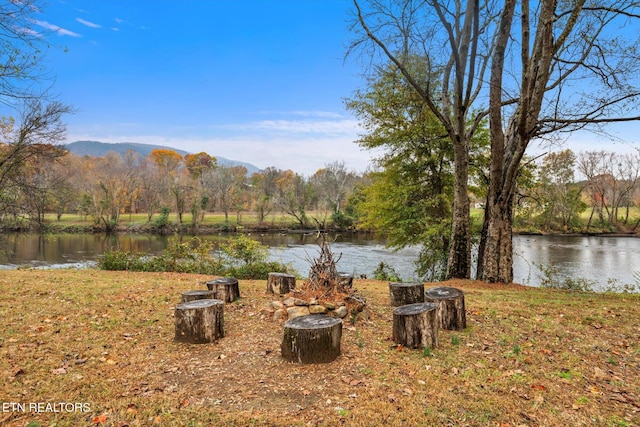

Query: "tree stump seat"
left=267, top=272, right=296, bottom=295
left=392, top=302, right=438, bottom=349
left=180, top=290, right=215, bottom=303
left=389, top=282, right=425, bottom=306
left=281, top=314, right=342, bottom=364
left=206, top=277, right=240, bottom=303
left=338, top=272, right=354, bottom=289
left=424, top=286, right=466, bottom=330
left=174, top=299, right=224, bottom=344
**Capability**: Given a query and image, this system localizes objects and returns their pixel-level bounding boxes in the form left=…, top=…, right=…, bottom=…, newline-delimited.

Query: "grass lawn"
left=1, top=270, right=638, bottom=426
left=46, top=212, right=308, bottom=228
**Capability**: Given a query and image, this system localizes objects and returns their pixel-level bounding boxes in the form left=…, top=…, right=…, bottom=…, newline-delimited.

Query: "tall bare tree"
left=353, top=0, right=640, bottom=283
left=351, top=0, right=495, bottom=278
left=479, top=1, right=640, bottom=282
left=0, top=102, right=70, bottom=225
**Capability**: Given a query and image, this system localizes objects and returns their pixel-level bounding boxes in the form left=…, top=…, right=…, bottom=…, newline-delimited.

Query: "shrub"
left=373, top=261, right=402, bottom=282
left=97, top=235, right=292, bottom=279
left=221, top=234, right=268, bottom=265
left=536, top=262, right=595, bottom=292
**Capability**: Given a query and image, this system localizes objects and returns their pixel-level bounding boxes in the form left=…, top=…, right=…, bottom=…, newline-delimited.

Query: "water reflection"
left=513, top=235, right=640, bottom=289
left=1, top=232, right=639, bottom=291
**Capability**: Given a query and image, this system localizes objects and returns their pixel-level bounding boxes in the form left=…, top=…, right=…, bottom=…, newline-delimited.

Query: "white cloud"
left=65, top=130, right=372, bottom=176
left=33, top=19, right=81, bottom=37
left=242, top=119, right=359, bottom=135
left=76, top=18, right=101, bottom=29
left=64, top=110, right=372, bottom=175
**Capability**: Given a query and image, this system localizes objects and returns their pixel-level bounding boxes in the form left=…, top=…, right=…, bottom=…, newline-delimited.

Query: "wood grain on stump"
left=174, top=299, right=224, bottom=344
left=389, top=282, right=425, bottom=306
left=206, top=277, right=240, bottom=303
left=281, top=314, right=342, bottom=364
left=392, top=302, right=438, bottom=349
left=180, top=290, right=215, bottom=303
left=267, top=272, right=296, bottom=295
left=424, top=286, right=466, bottom=330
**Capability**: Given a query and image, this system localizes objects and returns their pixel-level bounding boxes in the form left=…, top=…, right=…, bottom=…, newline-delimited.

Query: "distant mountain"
left=63, top=141, right=262, bottom=175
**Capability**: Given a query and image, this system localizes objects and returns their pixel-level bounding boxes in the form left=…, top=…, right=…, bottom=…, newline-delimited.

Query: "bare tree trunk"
left=478, top=186, right=516, bottom=283
left=447, top=144, right=471, bottom=279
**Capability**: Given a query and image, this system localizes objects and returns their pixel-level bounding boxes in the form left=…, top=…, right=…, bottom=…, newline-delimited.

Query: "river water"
left=1, top=232, right=638, bottom=291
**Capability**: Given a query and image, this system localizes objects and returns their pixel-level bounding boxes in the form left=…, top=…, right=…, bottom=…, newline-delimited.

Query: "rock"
left=273, top=309, right=287, bottom=321
left=294, top=298, right=310, bottom=306
left=309, top=305, right=328, bottom=314
left=333, top=306, right=348, bottom=318
left=271, top=301, right=284, bottom=310
left=324, top=301, right=336, bottom=310
left=283, top=297, right=295, bottom=307
left=287, top=306, right=310, bottom=319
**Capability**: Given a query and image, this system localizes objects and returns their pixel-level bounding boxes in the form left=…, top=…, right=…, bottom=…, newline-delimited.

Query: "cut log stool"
left=281, top=314, right=342, bottom=364
left=180, top=289, right=215, bottom=303
left=424, top=286, right=466, bottom=330
left=206, top=277, right=240, bottom=303
left=338, top=272, right=354, bottom=289
left=389, top=282, right=425, bottom=306
left=174, top=299, right=224, bottom=344
left=392, top=302, right=438, bottom=349
left=267, top=272, right=296, bottom=295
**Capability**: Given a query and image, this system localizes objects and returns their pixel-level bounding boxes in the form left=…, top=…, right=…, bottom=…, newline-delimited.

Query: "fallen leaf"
left=531, top=384, right=547, bottom=391
left=92, top=413, right=109, bottom=424
left=302, top=389, right=311, bottom=396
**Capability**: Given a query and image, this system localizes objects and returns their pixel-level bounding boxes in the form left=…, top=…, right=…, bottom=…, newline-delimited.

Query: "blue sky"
left=29, top=1, right=370, bottom=175
left=9, top=1, right=640, bottom=176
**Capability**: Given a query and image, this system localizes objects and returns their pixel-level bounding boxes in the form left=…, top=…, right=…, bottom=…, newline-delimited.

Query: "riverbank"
left=1, top=270, right=638, bottom=426
left=3, top=211, right=639, bottom=236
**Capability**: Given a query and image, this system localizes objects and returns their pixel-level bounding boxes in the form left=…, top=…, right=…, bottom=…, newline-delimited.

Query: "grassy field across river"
left=0, top=270, right=638, bottom=426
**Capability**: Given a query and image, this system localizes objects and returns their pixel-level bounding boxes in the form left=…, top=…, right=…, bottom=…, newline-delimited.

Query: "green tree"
left=347, top=63, right=488, bottom=279
left=275, top=169, right=311, bottom=229
left=535, top=150, right=586, bottom=231
left=184, top=152, right=216, bottom=227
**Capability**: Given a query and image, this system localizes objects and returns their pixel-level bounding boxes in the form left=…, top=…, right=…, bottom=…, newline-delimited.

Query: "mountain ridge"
left=63, top=141, right=262, bottom=175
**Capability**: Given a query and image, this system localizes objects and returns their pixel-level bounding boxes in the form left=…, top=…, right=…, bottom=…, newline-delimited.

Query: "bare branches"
left=0, top=0, right=54, bottom=105
left=305, top=233, right=349, bottom=297
left=0, top=100, right=72, bottom=191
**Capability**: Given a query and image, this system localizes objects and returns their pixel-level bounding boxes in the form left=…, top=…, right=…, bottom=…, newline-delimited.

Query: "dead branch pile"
left=304, top=234, right=350, bottom=298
